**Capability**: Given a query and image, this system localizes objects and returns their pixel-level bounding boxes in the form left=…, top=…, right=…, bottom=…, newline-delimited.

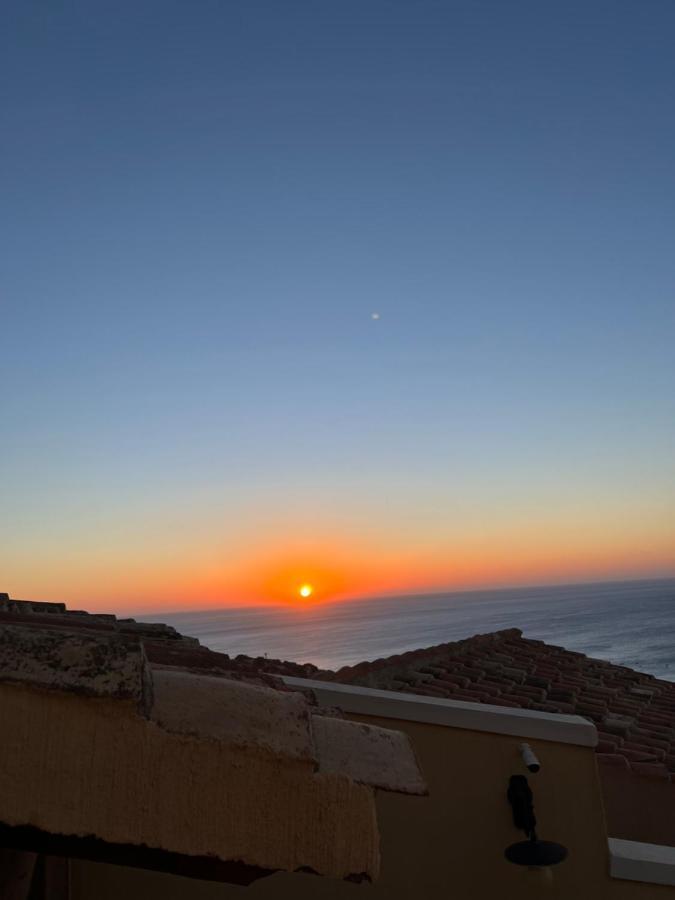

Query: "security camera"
left=520, top=742, right=541, bottom=773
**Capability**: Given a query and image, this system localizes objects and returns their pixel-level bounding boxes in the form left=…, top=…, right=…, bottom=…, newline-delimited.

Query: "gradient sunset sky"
left=2, top=1, right=674, bottom=611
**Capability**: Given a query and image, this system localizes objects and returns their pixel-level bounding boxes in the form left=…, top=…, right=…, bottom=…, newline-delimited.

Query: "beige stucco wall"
left=601, top=766, right=675, bottom=848
left=69, top=710, right=675, bottom=899
left=0, top=682, right=379, bottom=880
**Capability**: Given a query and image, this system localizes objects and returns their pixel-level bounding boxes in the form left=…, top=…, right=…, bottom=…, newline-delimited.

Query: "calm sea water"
left=144, top=578, right=675, bottom=680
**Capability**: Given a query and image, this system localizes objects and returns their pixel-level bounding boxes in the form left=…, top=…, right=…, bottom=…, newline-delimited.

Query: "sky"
left=1, top=0, right=674, bottom=611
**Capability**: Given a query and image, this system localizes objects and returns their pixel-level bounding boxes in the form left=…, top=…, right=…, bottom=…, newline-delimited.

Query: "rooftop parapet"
left=0, top=596, right=426, bottom=886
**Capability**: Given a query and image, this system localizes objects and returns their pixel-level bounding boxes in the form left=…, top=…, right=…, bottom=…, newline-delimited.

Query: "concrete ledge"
left=311, top=715, right=428, bottom=795
left=151, top=669, right=427, bottom=795
left=609, top=838, right=675, bottom=887
left=283, top=677, right=597, bottom=747
left=151, top=669, right=316, bottom=763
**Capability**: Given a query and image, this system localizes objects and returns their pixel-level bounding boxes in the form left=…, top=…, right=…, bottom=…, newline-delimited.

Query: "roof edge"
left=609, top=838, right=675, bottom=887
left=282, top=676, right=598, bottom=747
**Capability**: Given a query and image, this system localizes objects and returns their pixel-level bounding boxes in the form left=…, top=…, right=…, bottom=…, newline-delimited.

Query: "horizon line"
left=132, top=572, right=675, bottom=620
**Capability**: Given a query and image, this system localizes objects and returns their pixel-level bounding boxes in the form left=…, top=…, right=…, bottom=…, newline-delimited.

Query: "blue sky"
left=1, top=1, right=674, bottom=606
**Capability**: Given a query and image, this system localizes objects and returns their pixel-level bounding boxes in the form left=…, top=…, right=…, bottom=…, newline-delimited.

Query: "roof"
left=0, top=593, right=425, bottom=886
left=0, top=592, right=321, bottom=684
left=13, top=594, right=673, bottom=783
left=321, top=628, right=675, bottom=783
left=12, top=593, right=673, bottom=783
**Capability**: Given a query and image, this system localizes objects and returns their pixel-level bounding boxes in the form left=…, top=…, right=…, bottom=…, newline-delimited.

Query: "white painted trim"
left=282, top=677, right=597, bottom=747
left=609, top=839, right=675, bottom=886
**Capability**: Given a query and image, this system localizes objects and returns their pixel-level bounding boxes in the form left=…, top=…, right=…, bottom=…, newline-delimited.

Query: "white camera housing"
left=520, top=742, right=541, bottom=773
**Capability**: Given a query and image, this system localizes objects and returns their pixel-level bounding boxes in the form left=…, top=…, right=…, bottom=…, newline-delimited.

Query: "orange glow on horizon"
left=5, top=515, right=674, bottom=613
left=146, top=525, right=675, bottom=612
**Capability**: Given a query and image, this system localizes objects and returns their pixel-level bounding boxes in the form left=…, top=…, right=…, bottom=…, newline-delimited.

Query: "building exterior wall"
left=601, top=767, right=675, bottom=848
left=69, top=711, right=674, bottom=898
left=0, top=682, right=379, bottom=880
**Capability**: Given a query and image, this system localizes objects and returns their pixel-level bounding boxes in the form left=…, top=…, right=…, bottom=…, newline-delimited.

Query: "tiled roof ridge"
left=323, top=627, right=524, bottom=685
left=0, top=592, right=192, bottom=642
left=144, top=640, right=323, bottom=681
left=0, top=592, right=323, bottom=681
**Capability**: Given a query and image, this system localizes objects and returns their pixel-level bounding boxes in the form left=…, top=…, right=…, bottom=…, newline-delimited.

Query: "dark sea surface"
left=145, top=578, right=675, bottom=679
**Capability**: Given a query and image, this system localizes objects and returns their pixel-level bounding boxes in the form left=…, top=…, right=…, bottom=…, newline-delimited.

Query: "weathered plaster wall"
left=70, top=712, right=675, bottom=898
left=0, top=682, right=379, bottom=879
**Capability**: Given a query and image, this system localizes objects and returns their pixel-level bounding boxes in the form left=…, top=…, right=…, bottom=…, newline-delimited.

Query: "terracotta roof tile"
left=411, top=684, right=451, bottom=698
left=637, top=723, right=675, bottom=740
left=628, top=733, right=671, bottom=754
left=597, top=753, right=630, bottom=768
left=436, top=673, right=471, bottom=688
left=618, top=749, right=660, bottom=764
left=524, top=674, right=551, bottom=690
left=630, top=762, right=671, bottom=780
left=481, top=677, right=516, bottom=691
left=324, top=626, right=675, bottom=790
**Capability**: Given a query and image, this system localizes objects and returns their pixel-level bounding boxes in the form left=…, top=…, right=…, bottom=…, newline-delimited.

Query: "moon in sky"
left=371, top=312, right=380, bottom=320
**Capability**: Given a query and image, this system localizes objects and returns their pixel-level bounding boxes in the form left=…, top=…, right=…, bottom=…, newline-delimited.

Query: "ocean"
left=146, top=578, right=675, bottom=680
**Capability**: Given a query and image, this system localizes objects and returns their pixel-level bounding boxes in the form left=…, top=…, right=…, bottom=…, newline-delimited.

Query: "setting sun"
left=298, top=584, right=314, bottom=599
